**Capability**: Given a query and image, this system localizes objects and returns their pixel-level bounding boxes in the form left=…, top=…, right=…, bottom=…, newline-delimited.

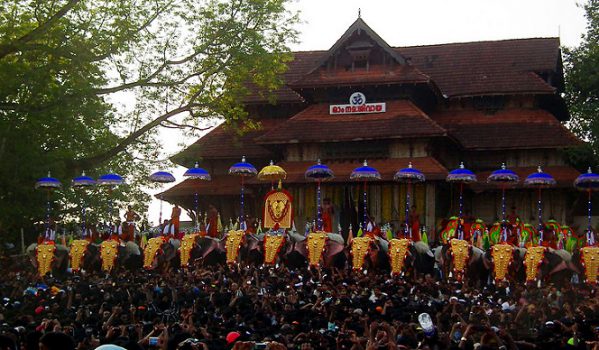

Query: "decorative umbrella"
left=72, top=172, right=96, bottom=238
left=351, top=160, right=381, bottom=230
left=183, top=163, right=211, bottom=231
left=258, top=160, right=287, bottom=190
left=150, top=171, right=176, bottom=228
left=97, top=172, right=124, bottom=236
left=574, top=167, right=599, bottom=246
left=394, top=162, right=425, bottom=239
left=229, top=156, right=257, bottom=231
left=487, top=163, right=519, bottom=243
left=305, top=160, right=335, bottom=231
left=524, top=166, right=556, bottom=245
left=446, top=162, right=477, bottom=240
left=35, top=172, right=62, bottom=241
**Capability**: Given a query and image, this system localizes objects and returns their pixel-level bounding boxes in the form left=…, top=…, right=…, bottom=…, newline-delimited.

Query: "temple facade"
left=162, top=18, right=583, bottom=239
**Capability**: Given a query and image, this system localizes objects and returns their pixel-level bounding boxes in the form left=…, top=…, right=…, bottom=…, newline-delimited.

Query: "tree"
left=0, top=0, right=298, bottom=241
left=564, top=0, right=599, bottom=167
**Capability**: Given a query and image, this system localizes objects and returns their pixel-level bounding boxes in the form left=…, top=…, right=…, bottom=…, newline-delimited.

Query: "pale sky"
left=146, top=0, right=589, bottom=225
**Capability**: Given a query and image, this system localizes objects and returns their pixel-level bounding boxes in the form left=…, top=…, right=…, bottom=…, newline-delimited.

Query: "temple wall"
left=389, top=140, right=428, bottom=158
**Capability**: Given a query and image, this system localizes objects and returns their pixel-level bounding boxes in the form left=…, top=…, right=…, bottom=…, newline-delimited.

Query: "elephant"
left=285, top=232, right=347, bottom=268
left=434, top=243, right=492, bottom=286
left=27, top=243, right=69, bottom=276
left=143, top=237, right=180, bottom=270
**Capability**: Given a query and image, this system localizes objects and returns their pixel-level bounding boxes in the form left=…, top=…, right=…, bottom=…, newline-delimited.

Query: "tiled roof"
left=473, top=166, right=580, bottom=190
left=256, top=100, right=446, bottom=144
left=431, top=108, right=580, bottom=150
left=244, top=38, right=560, bottom=103
left=172, top=119, right=286, bottom=164
left=290, top=63, right=431, bottom=89
left=159, top=176, right=250, bottom=201
left=398, top=38, right=559, bottom=97
left=278, top=157, right=448, bottom=182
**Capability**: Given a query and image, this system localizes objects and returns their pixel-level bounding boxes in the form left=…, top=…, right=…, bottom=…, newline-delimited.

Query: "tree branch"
left=69, top=103, right=205, bottom=169
left=0, top=0, right=82, bottom=59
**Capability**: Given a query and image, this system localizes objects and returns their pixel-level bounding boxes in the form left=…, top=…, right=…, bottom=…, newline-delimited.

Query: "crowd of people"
left=0, top=253, right=597, bottom=350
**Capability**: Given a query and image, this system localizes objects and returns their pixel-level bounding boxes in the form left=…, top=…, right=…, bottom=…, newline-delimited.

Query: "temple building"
left=161, top=17, right=582, bottom=237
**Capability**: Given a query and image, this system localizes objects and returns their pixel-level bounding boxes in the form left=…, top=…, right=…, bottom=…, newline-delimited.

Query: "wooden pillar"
left=425, top=183, right=436, bottom=236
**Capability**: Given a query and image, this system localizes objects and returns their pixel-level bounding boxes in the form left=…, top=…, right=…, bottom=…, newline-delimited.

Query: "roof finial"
left=358, top=8, right=361, bottom=18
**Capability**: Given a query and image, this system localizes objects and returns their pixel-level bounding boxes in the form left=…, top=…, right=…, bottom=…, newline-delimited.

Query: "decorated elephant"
left=69, top=240, right=102, bottom=272
left=286, top=231, right=346, bottom=268
left=27, top=243, right=69, bottom=276
left=97, top=240, right=142, bottom=273
left=142, top=237, right=180, bottom=270
left=388, top=239, right=435, bottom=277
left=434, top=242, right=491, bottom=285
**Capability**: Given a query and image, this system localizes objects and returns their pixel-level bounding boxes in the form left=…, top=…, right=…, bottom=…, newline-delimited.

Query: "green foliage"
left=0, top=0, right=298, bottom=242
left=564, top=0, right=599, bottom=168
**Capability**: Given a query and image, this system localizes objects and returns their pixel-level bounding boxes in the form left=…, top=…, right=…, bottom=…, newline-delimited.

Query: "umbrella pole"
left=240, top=176, right=245, bottom=231
left=537, top=188, right=543, bottom=246
left=458, top=183, right=464, bottom=240
left=194, top=192, right=199, bottom=232
left=45, top=190, right=51, bottom=240
left=81, top=194, right=86, bottom=239
left=501, top=186, right=506, bottom=243
left=587, top=189, right=593, bottom=245
left=316, top=180, right=322, bottom=231
left=108, top=187, right=113, bottom=237
left=159, top=194, right=164, bottom=228
left=405, top=182, right=411, bottom=239
left=363, top=181, right=368, bottom=231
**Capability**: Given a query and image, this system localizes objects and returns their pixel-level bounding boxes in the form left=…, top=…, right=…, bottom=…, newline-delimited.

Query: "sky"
left=145, top=0, right=589, bottom=225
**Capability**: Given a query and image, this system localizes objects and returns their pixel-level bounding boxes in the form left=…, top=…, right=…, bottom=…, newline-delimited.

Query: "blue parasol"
left=524, top=166, right=556, bottom=245
left=35, top=172, right=62, bottom=241
left=575, top=167, right=599, bottom=246
left=150, top=170, right=176, bottom=229
left=72, top=171, right=96, bottom=238
left=98, top=172, right=124, bottom=236
left=305, top=160, right=335, bottom=231
left=394, top=162, right=425, bottom=239
left=351, top=160, right=381, bottom=231
left=35, top=172, right=62, bottom=189
left=183, top=163, right=211, bottom=231
left=229, top=156, right=257, bottom=230
left=488, top=163, right=519, bottom=242
left=150, top=171, right=176, bottom=183
left=446, top=162, right=477, bottom=240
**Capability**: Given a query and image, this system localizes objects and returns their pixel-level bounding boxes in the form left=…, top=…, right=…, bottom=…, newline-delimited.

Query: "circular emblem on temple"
left=349, top=92, right=366, bottom=106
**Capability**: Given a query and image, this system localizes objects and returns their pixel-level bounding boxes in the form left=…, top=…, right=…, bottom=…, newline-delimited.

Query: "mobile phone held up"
left=149, top=337, right=159, bottom=346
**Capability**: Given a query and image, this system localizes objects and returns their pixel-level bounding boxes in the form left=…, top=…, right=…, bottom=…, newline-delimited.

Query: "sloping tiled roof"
left=172, top=119, right=286, bottom=164
left=278, top=157, right=448, bottom=182
left=398, top=38, right=559, bottom=97
left=159, top=176, right=250, bottom=201
left=244, top=38, right=560, bottom=103
left=290, top=64, right=432, bottom=89
left=256, top=100, right=446, bottom=144
left=431, top=108, right=580, bottom=150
